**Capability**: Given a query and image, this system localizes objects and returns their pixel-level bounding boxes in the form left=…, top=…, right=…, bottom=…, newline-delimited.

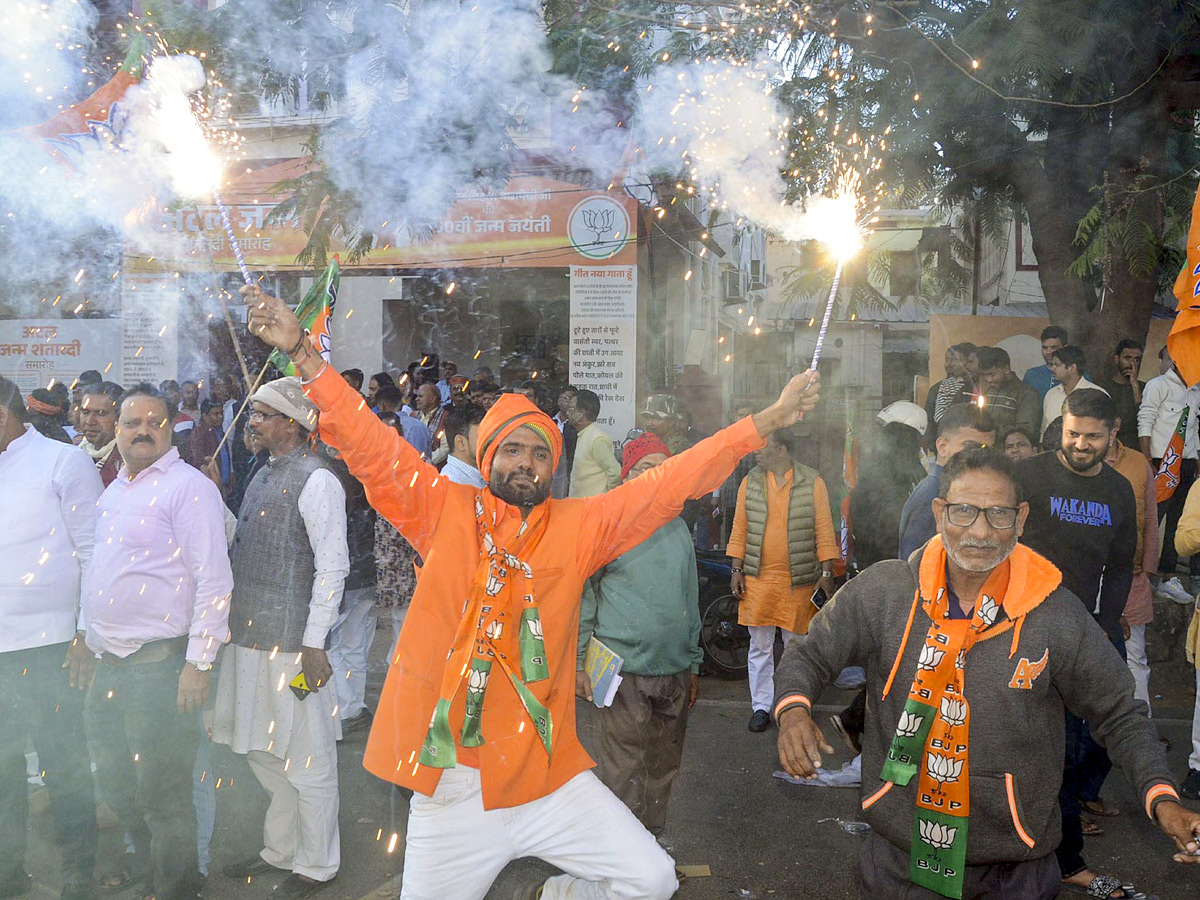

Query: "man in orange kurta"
left=244, top=285, right=819, bottom=900
left=728, top=427, right=839, bottom=732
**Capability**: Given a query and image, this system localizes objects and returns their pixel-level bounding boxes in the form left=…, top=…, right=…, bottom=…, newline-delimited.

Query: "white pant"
left=246, top=745, right=340, bottom=881
left=1125, top=624, right=1151, bottom=717
left=399, top=767, right=676, bottom=900
left=747, top=625, right=795, bottom=713
left=330, top=586, right=378, bottom=719
left=1191, top=669, right=1200, bottom=772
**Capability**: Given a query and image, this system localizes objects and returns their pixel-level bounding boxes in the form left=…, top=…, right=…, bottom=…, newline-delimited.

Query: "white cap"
left=876, top=401, right=927, bottom=436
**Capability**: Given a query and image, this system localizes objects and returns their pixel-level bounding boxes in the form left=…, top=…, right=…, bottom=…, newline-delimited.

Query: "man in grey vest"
left=211, top=377, right=348, bottom=900
left=727, top=427, right=840, bottom=732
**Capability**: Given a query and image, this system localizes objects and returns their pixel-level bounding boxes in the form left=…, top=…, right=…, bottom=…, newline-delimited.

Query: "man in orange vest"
left=244, top=285, right=819, bottom=900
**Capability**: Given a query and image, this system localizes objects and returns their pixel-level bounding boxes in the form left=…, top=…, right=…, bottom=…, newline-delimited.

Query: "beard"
left=1062, top=442, right=1108, bottom=473
left=489, top=468, right=551, bottom=509
left=944, top=530, right=1019, bottom=573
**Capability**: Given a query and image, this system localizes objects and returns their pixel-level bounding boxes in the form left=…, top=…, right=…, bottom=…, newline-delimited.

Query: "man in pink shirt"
left=82, top=382, right=233, bottom=900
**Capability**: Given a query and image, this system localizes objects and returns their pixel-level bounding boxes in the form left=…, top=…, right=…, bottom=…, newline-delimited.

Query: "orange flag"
left=1167, top=179, right=1200, bottom=386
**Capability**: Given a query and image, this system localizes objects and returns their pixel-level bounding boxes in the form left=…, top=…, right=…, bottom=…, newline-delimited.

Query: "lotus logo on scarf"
left=485, top=621, right=504, bottom=641
left=467, top=668, right=489, bottom=694
left=939, top=697, right=967, bottom=727
left=926, top=753, right=964, bottom=785
left=526, top=618, right=543, bottom=640
left=918, top=819, right=958, bottom=850
left=917, top=645, right=945, bottom=670
left=485, top=574, right=503, bottom=597
left=896, top=710, right=925, bottom=737
left=977, top=595, right=999, bottom=626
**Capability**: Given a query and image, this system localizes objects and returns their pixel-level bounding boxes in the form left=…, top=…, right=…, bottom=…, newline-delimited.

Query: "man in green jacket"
left=774, top=449, right=1200, bottom=900
left=576, top=433, right=702, bottom=834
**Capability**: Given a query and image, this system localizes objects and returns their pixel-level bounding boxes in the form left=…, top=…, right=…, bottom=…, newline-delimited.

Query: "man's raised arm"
left=242, top=285, right=448, bottom=555
left=577, top=371, right=819, bottom=575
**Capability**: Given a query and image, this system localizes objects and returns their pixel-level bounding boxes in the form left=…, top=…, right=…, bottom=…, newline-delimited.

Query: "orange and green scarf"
left=880, top=537, right=1059, bottom=899
left=419, top=493, right=553, bottom=767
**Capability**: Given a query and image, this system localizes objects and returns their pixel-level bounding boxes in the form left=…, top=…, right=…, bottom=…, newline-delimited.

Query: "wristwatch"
left=189, top=661, right=213, bottom=672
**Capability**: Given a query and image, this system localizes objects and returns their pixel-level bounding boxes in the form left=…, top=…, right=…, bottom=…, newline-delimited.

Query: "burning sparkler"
left=809, top=170, right=865, bottom=370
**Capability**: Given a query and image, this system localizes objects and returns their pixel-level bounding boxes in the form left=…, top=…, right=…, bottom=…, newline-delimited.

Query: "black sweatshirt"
left=1015, top=451, right=1136, bottom=643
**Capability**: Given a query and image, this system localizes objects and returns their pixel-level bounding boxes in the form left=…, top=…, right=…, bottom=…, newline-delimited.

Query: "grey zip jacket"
left=773, top=547, right=1179, bottom=865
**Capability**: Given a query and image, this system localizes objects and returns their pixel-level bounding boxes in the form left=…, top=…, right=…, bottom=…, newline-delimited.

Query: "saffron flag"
left=1167, top=180, right=1200, bottom=386
left=1154, top=406, right=1189, bottom=503
left=270, top=258, right=340, bottom=376
left=17, top=35, right=145, bottom=167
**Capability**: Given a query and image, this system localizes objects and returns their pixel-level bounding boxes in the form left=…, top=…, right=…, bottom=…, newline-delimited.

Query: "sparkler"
left=809, top=171, right=864, bottom=370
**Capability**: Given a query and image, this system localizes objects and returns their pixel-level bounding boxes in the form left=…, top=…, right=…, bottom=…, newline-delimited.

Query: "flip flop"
left=1081, top=817, right=1104, bottom=836
left=1061, top=875, right=1157, bottom=899
left=1081, top=798, right=1121, bottom=817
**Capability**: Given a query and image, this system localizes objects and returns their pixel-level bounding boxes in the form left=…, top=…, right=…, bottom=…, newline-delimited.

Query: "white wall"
left=301, top=273, right=390, bottom=376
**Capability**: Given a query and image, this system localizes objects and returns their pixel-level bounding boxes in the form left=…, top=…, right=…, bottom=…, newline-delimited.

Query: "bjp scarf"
left=418, top=393, right=563, bottom=769
left=879, top=536, right=1059, bottom=899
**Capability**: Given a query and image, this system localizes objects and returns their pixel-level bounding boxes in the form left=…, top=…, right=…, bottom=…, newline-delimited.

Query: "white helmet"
left=876, top=401, right=928, bottom=436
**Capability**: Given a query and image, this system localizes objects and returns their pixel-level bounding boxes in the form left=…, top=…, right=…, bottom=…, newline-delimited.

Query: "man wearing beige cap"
left=211, top=377, right=349, bottom=900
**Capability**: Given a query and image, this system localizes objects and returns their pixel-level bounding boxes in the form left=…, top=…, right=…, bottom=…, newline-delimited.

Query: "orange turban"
left=475, top=392, right=563, bottom=481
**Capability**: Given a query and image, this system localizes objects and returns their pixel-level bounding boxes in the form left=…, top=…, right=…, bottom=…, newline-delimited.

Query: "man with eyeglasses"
left=211, top=377, right=348, bottom=900
left=1014, top=388, right=1144, bottom=899
left=774, top=449, right=1198, bottom=900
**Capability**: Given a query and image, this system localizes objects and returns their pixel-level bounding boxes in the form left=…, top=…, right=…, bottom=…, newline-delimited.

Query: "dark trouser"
left=85, top=648, right=201, bottom=900
left=1056, top=636, right=1124, bottom=878
left=858, top=831, right=1061, bottom=900
left=0, top=642, right=98, bottom=890
left=1156, top=457, right=1199, bottom=577
left=592, top=671, right=691, bottom=834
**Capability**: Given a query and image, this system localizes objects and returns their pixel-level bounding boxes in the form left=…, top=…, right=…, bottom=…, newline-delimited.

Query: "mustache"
left=132, top=436, right=155, bottom=444
left=958, top=539, right=999, bottom=550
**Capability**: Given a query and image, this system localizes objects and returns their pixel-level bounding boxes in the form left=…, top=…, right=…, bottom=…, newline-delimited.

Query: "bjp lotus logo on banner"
left=568, top=195, right=631, bottom=260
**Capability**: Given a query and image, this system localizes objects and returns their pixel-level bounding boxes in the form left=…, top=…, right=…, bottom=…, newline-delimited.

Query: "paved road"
left=21, top=646, right=1200, bottom=900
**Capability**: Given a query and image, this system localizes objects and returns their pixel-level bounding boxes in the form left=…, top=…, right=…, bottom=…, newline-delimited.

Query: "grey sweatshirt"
left=774, top=549, right=1178, bottom=866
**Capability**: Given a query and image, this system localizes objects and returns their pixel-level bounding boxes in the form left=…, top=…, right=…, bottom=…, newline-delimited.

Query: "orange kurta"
left=727, top=470, right=838, bottom=634
left=303, top=367, right=766, bottom=809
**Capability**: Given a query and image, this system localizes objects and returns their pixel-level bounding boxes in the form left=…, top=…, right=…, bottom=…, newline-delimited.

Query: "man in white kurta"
left=211, top=377, right=348, bottom=900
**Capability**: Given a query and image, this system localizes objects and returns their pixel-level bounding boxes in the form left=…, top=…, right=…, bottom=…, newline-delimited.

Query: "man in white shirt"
left=1042, top=345, right=1108, bottom=439
left=440, top=403, right=487, bottom=487
left=212, top=377, right=348, bottom=900
left=83, top=382, right=233, bottom=900
left=1139, top=350, right=1200, bottom=601
left=567, top=389, right=621, bottom=497
left=0, top=377, right=103, bottom=900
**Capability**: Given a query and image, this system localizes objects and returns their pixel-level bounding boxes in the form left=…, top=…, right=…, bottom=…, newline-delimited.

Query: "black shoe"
left=272, top=874, right=333, bottom=900
left=1182, top=768, right=1200, bottom=800
left=337, top=708, right=373, bottom=740
left=222, top=857, right=288, bottom=879
left=748, top=710, right=772, bottom=732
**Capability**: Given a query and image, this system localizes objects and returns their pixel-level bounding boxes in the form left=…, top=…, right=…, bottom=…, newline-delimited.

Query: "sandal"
left=1081, top=798, right=1121, bottom=817
left=1081, top=817, right=1104, bottom=836
left=97, top=870, right=131, bottom=892
left=1061, top=874, right=1158, bottom=899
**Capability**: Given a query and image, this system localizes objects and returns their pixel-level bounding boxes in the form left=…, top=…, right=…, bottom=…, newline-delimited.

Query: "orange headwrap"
left=475, top=392, right=563, bottom=481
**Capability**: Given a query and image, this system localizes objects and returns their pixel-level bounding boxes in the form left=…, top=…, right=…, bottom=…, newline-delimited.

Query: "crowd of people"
left=3, top=303, right=1200, bottom=900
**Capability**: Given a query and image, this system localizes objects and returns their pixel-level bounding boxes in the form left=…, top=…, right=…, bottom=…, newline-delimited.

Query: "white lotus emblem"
left=939, top=697, right=967, bottom=727
left=926, top=752, right=964, bottom=785
left=918, top=819, right=958, bottom=850
left=485, top=621, right=503, bottom=641
left=896, top=710, right=924, bottom=737
left=526, top=618, right=543, bottom=640
left=955, top=649, right=966, bottom=670
left=467, top=668, right=489, bottom=692
left=484, top=575, right=503, bottom=597
left=917, top=645, right=945, bottom=670
left=977, top=595, right=999, bottom=626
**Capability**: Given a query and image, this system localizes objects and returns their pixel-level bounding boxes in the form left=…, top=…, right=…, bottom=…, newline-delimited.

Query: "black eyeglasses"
left=943, top=503, right=1019, bottom=529
left=247, top=410, right=287, bottom=422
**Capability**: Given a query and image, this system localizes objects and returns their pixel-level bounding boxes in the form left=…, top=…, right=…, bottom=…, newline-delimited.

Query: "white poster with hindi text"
left=569, top=265, right=637, bottom=443
left=121, top=275, right=180, bottom=388
left=0, top=319, right=122, bottom=394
